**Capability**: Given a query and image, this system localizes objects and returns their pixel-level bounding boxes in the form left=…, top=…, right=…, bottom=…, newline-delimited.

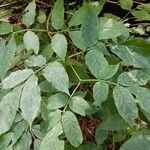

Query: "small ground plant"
left=0, top=0, right=150, bottom=149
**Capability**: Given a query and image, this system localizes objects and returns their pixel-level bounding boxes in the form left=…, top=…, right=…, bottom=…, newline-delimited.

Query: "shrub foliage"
left=0, top=0, right=150, bottom=149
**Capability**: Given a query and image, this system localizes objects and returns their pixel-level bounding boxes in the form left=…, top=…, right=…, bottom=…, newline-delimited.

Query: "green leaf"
left=99, top=114, right=129, bottom=131
left=43, top=62, right=70, bottom=94
left=51, top=34, right=67, bottom=61
left=132, top=4, right=150, bottom=20
left=128, top=87, right=150, bottom=114
left=90, top=41, right=109, bottom=55
left=98, top=17, right=128, bottom=40
left=117, top=70, right=150, bottom=87
left=62, top=111, right=83, bottom=147
left=119, top=0, right=133, bottom=10
left=2, top=69, right=33, bottom=89
left=51, top=0, right=64, bottom=30
left=41, top=110, right=61, bottom=133
left=69, top=2, right=105, bottom=27
left=120, top=135, right=150, bottom=150
left=81, top=5, right=99, bottom=47
left=0, top=37, right=16, bottom=80
left=22, top=0, right=36, bottom=27
left=11, top=120, right=29, bottom=145
left=20, top=75, right=41, bottom=126
left=0, top=86, right=22, bottom=135
left=40, top=122, right=64, bottom=150
left=0, top=22, right=13, bottom=35
left=34, top=139, right=41, bottom=150
left=69, top=5, right=87, bottom=27
left=69, top=31, right=86, bottom=51
left=95, top=129, right=108, bottom=145
left=13, top=131, right=32, bottom=150
left=113, top=85, right=138, bottom=125
left=25, top=55, right=46, bottom=67
left=40, top=43, right=54, bottom=60
left=0, top=132, right=14, bottom=149
left=69, top=96, right=91, bottom=116
left=111, top=45, right=150, bottom=70
left=85, top=50, right=119, bottom=80
left=32, top=125, right=45, bottom=140
left=93, top=81, right=109, bottom=107
left=37, top=10, right=46, bottom=24
left=47, top=93, right=68, bottom=110
left=23, top=30, right=40, bottom=55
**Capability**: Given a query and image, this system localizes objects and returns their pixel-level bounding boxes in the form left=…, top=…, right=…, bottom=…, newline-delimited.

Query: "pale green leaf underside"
left=41, top=110, right=61, bottom=133
left=98, top=17, right=128, bottom=40
left=2, top=69, right=33, bottom=89
left=69, top=96, right=90, bottom=116
left=0, top=86, right=22, bottom=135
left=62, top=111, right=83, bottom=147
left=43, top=62, right=69, bottom=94
left=93, top=81, right=109, bottom=106
left=81, top=5, right=99, bottom=47
left=51, top=34, right=67, bottom=61
left=40, top=122, right=64, bottom=150
left=85, top=50, right=119, bottom=80
left=0, top=37, right=16, bottom=80
left=47, top=93, right=68, bottom=110
left=117, top=70, right=149, bottom=87
left=113, top=85, right=138, bottom=126
left=20, top=75, right=41, bottom=126
left=22, top=0, right=36, bottom=27
left=23, top=30, right=40, bottom=55
left=120, top=135, right=150, bottom=150
left=25, top=55, right=46, bottom=67
left=128, top=86, right=150, bottom=114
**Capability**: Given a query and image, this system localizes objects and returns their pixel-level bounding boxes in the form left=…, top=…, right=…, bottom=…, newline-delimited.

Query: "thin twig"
left=46, top=11, right=52, bottom=38
left=0, top=1, right=18, bottom=8
left=36, top=0, right=51, bottom=7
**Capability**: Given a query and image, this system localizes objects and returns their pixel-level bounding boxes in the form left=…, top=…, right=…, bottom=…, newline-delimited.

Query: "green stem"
left=0, top=1, right=18, bottom=8
left=62, top=82, right=81, bottom=114
left=68, top=51, right=84, bottom=58
left=70, top=63, right=81, bottom=81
